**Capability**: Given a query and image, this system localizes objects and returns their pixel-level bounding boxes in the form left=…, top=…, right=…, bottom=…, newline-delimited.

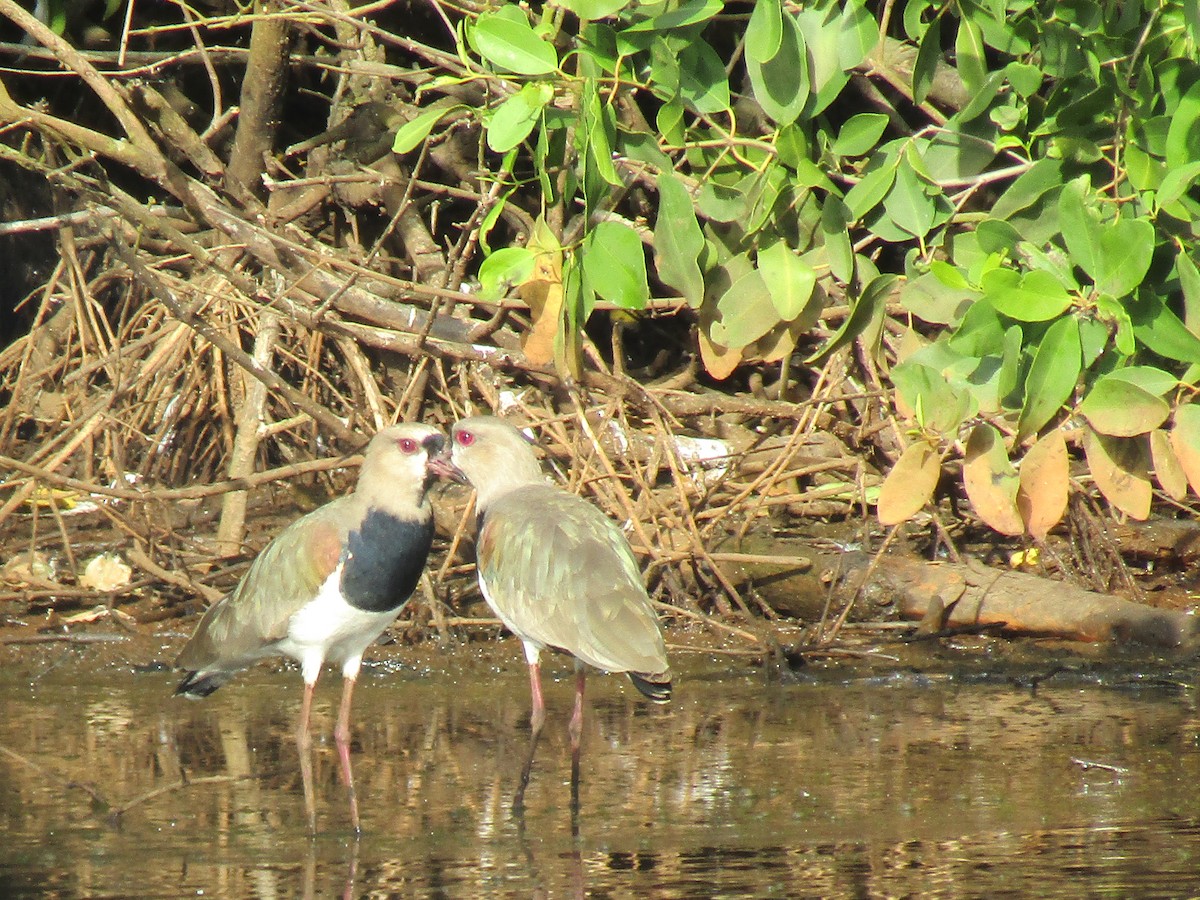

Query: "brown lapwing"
left=431, top=415, right=670, bottom=814
left=175, top=422, right=444, bottom=833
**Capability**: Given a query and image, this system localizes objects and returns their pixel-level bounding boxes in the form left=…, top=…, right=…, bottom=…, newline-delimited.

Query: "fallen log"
left=881, top=556, right=1200, bottom=649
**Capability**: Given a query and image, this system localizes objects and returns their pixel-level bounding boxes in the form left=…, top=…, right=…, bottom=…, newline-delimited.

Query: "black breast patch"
left=340, top=509, right=434, bottom=613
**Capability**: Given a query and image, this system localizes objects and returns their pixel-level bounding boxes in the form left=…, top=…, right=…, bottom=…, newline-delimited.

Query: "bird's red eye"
left=456, top=430, right=475, bottom=447
left=398, top=438, right=418, bottom=454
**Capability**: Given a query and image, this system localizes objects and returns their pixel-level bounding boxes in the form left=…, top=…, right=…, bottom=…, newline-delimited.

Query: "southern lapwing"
left=175, top=422, right=444, bottom=833
left=431, top=415, right=670, bottom=812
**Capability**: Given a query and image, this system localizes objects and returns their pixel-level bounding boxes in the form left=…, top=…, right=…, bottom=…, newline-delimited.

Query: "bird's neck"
left=473, top=470, right=546, bottom=512
left=351, top=480, right=430, bottom=522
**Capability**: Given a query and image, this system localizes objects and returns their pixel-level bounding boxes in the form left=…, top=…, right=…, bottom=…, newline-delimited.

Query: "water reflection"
left=2, top=651, right=1200, bottom=896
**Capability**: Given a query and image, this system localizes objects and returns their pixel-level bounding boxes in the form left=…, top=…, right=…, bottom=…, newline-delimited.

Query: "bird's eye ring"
left=456, top=430, right=475, bottom=447
left=398, top=438, right=418, bottom=454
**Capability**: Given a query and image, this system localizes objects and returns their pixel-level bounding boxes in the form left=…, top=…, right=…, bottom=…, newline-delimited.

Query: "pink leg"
left=569, top=666, right=585, bottom=819
left=528, top=660, right=546, bottom=734
left=514, top=660, right=547, bottom=814
left=568, top=666, right=586, bottom=753
left=297, top=680, right=317, bottom=834
left=334, top=675, right=361, bottom=834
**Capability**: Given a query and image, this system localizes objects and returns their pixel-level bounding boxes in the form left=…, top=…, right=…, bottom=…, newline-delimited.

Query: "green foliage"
left=393, top=0, right=1200, bottom=527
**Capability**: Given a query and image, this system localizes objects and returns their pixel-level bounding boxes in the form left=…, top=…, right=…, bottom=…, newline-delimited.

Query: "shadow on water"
left=4, top=648, right=1200, bottom=896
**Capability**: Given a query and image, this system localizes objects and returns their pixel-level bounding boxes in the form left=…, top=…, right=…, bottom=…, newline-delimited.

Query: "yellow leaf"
left=1082, top=427, right=1150, bottom=520
left=963, top=424, right=1024, bottom=536
left=1150, top=428, right=1188, bottom=501
left=877, top=441, right=941, bottom=525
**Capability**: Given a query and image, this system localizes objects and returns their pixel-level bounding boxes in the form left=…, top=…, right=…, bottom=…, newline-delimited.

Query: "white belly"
left=275, top=567, right=401, bottom=683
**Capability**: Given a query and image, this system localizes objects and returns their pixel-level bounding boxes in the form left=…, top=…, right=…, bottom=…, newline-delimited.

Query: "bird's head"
left=358, top=423, right=446, bottom=504
left=431, top=416, right=544, bottom=507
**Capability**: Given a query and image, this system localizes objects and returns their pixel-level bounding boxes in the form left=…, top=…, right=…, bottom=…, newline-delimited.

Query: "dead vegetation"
left=0, top=0, right=1197, bottom=662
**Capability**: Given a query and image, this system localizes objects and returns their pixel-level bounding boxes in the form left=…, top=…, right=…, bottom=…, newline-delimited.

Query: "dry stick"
left=650, top=600, right=761, bottom=646
left=436, top=492, right=477, bottom=586
left=0, top=0, right=159, bottom=158
left=107, top=774, right=256, bottom=821
left=0, top=273, right=69, bottom=447
left=336, top=336, right=388, bottom=430
left=216, top=311, right=281, bottom=557
left=567, top=393, right=659, bottom=565
left=0, top=404, right=110, bottom=533
left=125, top=543, right=224, bottom=604
left=0, top=743, right=113, bottom=810
left=0, top=452, right=360, bottom=503
left=398, top=356, right=433, bottom=424
left=225, top=0, right=289, bottom=197
left=106, top=234, right=359, bottom=445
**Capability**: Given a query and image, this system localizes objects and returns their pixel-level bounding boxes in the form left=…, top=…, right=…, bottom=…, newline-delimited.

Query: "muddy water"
left=3, top=642, right=1200, bottom=897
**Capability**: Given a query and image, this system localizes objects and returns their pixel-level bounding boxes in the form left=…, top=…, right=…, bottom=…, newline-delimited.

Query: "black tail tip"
left=175, top=670, right=225, bottom=698
left=629, top=672, right=672, bottom=703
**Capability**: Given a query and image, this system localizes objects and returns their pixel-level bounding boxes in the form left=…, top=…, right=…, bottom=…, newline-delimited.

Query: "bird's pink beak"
left=427, top=451, right=467, bottom=484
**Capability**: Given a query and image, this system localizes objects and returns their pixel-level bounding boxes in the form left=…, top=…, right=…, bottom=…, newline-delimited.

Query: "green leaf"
left=899, top=271, right=974, bottom=325
left=582, top=221, right=649, bottom=310
left=678, top=38, right=731, bottom=115
left=806, top=274, right=896, bottom=365
left=843, top=155, right=897, bottom=221
left=697, top=179, right=750, bottom=223
left=474, top=7, right=559, bottom=75
left=992, top=158, right=1064, bottom=220
left=820, top=197, right=855, bottom=283
left=1005, top=61, right=1043, bottom=97
left=745, top=0, right=783, bottom=63
left=1104, top=366, right=1179, bottom=397
left=793, top=3, right=851, bottom=116
left=892, top=360, right=971, bottom=436
left=1129, top=295, right=1200, bottom=365
left=912, top=16, right=941, bottom=105
left=1094, top=218, right=1155, bottom=299
left=1166, top=79, right=1200, bottom=170
left=831, top=113, right=889, bottom=158
left=478, top=247, right=536, bottom=299
left=958, top=70, right=1005, bottom=123
left=1057, top=179, right=1103, bottom=282
left=624, top=0, right=723, bottom=31
left=837, top=0, right=876, bottom=70
left=981, top=268, right=1073, bottom=322
left=955, top=16, right=987, bottom=95
left=1079, top=376, right=1171, bottom=437
left=654, top=172, right=706, bottom=308
left=1178, top=250, right=1200, bottom=332
left=884, top=164, right=937, bottom=238
left=486, top=83, right=553, bottom=152
left=758, top=241, right=817, bottom=321
left=561, top=0, right=630, bottom=21
left=711, top=270, right=779, bottom=347
left=582, top=79, right=620, bottom=186
left=1017, top=315, right=1080, bottom=442
left=1158, top=161, right=1200, bottom=211
left=745, top=11, right=808, bottom=125
left=392, top=104, right=467, bottom=154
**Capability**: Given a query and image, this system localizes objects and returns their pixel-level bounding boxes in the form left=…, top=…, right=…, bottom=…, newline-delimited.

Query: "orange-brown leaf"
left=1082, top=427, right=1151, bottom=520
left=518, top=250, right=564, bottom=366
left=697, top=326, right=742, bottom=380
left=877, top=441, right=941, bottom=525
left=1017, top=428, right=1068, bottom=539
left=1170, top=405, right=1200, bottom=498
